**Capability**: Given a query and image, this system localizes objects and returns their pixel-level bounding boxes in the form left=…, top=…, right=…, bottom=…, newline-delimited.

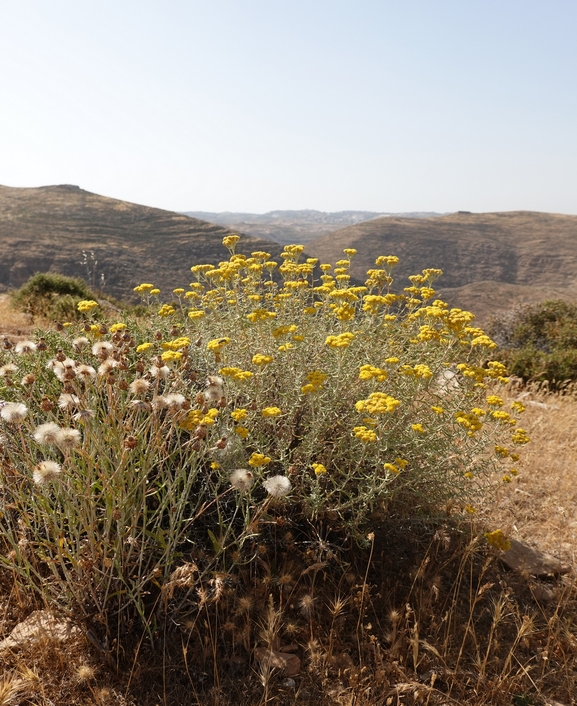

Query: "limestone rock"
left=0, top=610, right=82, bottom=651
left=500, top=539, right=571, bottom=578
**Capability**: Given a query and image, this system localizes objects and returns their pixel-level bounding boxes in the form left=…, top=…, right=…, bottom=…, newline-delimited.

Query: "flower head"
left=33, top=460, right=62, bottom=485
left=230, top=469, right=254, bottom=492
left=56, top=427, right=82, bottom=451
left=33, top=422, right=61, bottom=445
left=14, top=340, right=37, bottom=355
left=263, top=475, right=292, bottom=497
left=0, top=402, right=28, bottom=423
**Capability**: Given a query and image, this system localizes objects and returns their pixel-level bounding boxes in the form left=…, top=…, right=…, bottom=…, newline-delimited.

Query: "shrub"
left=489, top=299, right=577, bottom=388
left=12, top=272, right=96, bottom=320
left=0, top=237, right=526, bottom=642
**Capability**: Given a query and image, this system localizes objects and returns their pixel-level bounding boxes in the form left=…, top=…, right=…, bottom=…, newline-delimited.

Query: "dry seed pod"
left=217, top=396, right=227, bottom=408
left=37, top=338, right=47, bottom=351
left=154, top=331, right=163, bottom=341
left=55, top=322, right=64, bottom=331
left=99, top=324, right=108, bottom=335
left=135, top=360, right=145, bottom=373
left=118, top=380, right=129, bottom=391
left=214, top=437, right=227, bottom=449
left=41, top=397, right=54, bottom=412
left=22, top=374, right=36, bottom=386
left=123, top=435, right=138, bottom=449
left=195, top=392, right=206, bottom=406
left=194, top=425, right=207, bottom=439
left=191, top=439, right=202, bottom=451
left=194, top=336, right=202, bottom=347
left=56, top=349, right=66, bottom=362
left=2, top=338, right=13, bottom=349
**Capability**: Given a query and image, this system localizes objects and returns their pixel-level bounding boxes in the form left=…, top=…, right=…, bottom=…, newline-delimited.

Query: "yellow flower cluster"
left=261, top=407, right=282, bottom=418
left=158, top=304, right=175, bottom=317
left=207, top=337, right=230, bottom=354
left=220, top=367, right=254, bottom=381
left=455, top=411, right=483, bottom=433
left=162, top=337, right=191, bottom=351
left=247, top=309, right=277, bottom=323
left=248, top=452, right=271, bottom=467
left=325, top=332, right=355, bottom=349
left=353, top=426, right=377, bottom=443
left=355, top=392, right=401, bottom=415
left=77, top=300, right=99, bottom=313
left=484, top=529, right=511, bottom=551
left=133, top=283, right=155, bottom=293
left=179, top=408, right=219, bottom=430
left=312, top=463, right=327, bottom=475
left=252, top=354, right=274, bottom=366
left=511, top=428, right=530, bottom=445
left=301, top=370, right=328, bottom=394
left=359, top=365, right=388, bottom=382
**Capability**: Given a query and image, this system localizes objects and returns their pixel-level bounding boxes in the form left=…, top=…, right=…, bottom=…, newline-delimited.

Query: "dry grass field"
left=1, top=294, right=576, bottom=706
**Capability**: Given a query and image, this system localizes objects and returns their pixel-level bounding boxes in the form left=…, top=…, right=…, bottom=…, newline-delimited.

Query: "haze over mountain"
left=183, top=210, right=445, bottom=245
left=307, top=211, right=577, bottom=321
left=0, top=184, right=283, bottom=301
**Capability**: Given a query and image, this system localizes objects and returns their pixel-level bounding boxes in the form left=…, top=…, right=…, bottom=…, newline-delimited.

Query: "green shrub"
left=12, top=272, right=96, bottom=321
left=489, top=300, right=577, bottom=388
left=0, top=238, right=526, bottom=642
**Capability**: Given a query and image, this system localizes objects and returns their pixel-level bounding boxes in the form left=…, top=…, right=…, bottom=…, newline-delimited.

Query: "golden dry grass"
left=483, top=384, right=577, bottom=565
left=0, top=294, right=34, bottom=337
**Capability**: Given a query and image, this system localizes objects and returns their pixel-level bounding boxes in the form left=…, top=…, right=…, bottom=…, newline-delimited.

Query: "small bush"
left=0, top=238, right=525, bottom=644
left=489, top=300, right=577, bottom=387
left=12, top=272, right=97, bottom=321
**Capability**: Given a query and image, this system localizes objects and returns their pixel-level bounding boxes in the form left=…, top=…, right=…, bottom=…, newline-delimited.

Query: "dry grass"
left=484, top=383, right=577, bottom=565
left=2, top=330, right=577, bottom=703
left=0, top=294, right=34, bottom=337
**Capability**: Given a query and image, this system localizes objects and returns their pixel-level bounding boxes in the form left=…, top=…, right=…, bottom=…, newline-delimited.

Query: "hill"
left=0, top=184, right=283, bottom=301
left=183, top=209, right=445, bottom=244
left=306, top=210, right=577, bottom=321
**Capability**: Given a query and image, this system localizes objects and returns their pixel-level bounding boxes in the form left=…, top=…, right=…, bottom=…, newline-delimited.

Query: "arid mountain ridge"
left=1, top=184, right=577, bottom=320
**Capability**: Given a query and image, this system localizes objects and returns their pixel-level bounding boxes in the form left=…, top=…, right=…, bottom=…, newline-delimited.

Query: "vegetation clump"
left=0, top=236, right=539, bottom=703
left=489, top=299, right=577, bottom=388
left=12, top=272, right=97, bottom=321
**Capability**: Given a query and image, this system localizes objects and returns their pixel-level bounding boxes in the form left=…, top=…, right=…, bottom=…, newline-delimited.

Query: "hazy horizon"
left=1, top=1, right=576, bottom=214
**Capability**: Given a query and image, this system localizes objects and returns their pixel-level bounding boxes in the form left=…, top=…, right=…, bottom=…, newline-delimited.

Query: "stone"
left=500, top=539, right=571, bottom=578
left=0, top=610, right=82, bottom=651
left=254, top=646, right=301, bottom=676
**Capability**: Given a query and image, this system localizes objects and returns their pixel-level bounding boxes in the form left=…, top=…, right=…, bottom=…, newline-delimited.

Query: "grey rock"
left=501, top=539, right=571, bottom=578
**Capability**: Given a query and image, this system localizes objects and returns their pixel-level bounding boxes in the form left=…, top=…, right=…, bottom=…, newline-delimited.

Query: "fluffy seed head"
left=0, top=402, right=28, bottom=423
left=129, top=378, right=150, bottom=395
left=34, top=422, right=61, bottom=445
left=0, top=363, right=17, bottom=377
left=76, top=364, right=97, bottom=379
left=56, top=427, right=82, bottom=451
left=72, top=336, right=90, bottom=352
left=58, top=393, right=80, bottom=411
left=150, top=365, right=170, bottom=379
left=33, top=460, right=62, bottom=485
left=262, top=475, right=292, bottom=497
left=92, top=341, right=113, bottom=357
left=230, top=468, right=254, bottom=492
left=14, top=340, right=37, bottom=354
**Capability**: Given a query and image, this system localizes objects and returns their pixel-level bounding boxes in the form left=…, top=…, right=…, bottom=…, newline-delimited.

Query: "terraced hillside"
left=0, top=185, right=282, bottom=300
left=307, top=210, right=577, bottom=320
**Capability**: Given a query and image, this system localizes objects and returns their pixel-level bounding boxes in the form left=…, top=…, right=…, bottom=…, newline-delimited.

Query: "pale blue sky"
left=1, top=1, right=576, bottom=214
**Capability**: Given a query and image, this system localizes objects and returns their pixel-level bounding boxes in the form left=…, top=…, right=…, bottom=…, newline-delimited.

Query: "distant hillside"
left=183, top=209, right=445, bottom=244
left=306, top=211, right=577, bottom=321
left=0, top=185, right=282, bottom=300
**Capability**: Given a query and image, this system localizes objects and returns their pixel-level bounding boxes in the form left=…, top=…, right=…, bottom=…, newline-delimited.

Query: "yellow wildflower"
left=248, top=452, right=271, bottom=467
left=261, top=407, right=282, bottom=418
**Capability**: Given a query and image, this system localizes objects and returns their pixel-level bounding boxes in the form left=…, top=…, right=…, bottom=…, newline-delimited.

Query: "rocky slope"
left=0, top=184, right=282, bottom=300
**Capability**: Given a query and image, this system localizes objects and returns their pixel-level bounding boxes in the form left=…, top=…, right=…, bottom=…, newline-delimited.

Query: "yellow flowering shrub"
left=0, top=235, right=525, bottom=640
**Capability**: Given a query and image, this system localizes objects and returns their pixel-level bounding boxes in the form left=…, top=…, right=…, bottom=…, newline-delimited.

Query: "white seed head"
left=92, top=341, right=113, bottom=357
left=33, top=460, right=62, bottom=485
left=76, top=364, right=97, bottom=379
left=129, top=378, right=150, bottom=395
left=230, top=469, right=254, bottom=492
left=58, top=393, right=80, bottom=411
left=150, top=365, right=170, bottom=380
left=14, top=340, right=37, bottom=355
left=262, top=475, right=292, bottom=497
left=72, top=336, right=90, bottom=352
left=0, top=402, right=28, bottom=423
left=0, top=363, right=18, bottom=377
left=33, top=422, right=61, bottom=445
left=56, top=427, right=82, bottom=451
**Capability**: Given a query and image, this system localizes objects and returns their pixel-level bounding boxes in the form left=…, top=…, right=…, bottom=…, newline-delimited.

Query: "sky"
left=1, top=0, right=576, bottom=214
